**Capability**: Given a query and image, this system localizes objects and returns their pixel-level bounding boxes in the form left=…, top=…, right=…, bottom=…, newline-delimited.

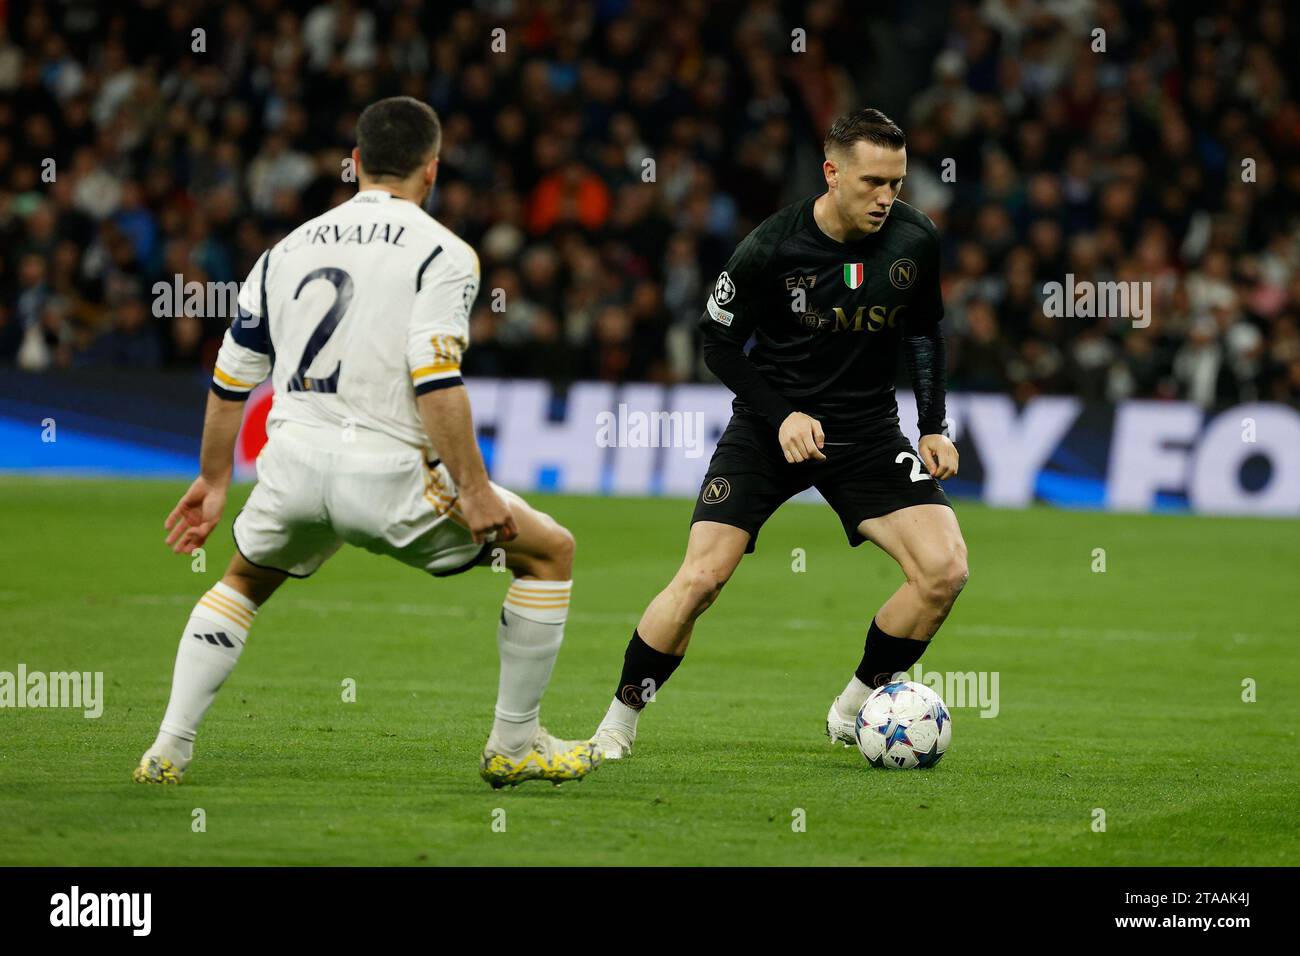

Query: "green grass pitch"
left=0, top=476, right=1296, bottom=866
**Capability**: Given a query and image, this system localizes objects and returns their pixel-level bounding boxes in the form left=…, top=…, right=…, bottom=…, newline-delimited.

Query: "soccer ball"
left=854, top=681, right=951, bottom=769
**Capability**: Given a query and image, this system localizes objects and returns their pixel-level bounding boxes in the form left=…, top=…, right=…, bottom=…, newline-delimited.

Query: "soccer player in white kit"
left=133, top=97, right=601, bottom=789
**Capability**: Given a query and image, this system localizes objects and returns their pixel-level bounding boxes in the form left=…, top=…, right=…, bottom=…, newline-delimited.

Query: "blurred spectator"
left=82, top=297, right=161, bottom=369
left=0, top=0, right=1296, bottom=412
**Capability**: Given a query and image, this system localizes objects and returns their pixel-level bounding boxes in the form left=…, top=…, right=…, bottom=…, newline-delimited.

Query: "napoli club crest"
left=701, top=477, right=731, bottom=503
left=889, top=258, right=917, bottom=289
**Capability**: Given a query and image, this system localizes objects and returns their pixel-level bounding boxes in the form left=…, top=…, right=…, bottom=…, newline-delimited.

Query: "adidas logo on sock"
left=191, top=632, right=235, bottom=648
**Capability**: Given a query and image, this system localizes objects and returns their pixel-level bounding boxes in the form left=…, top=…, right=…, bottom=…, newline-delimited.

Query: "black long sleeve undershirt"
left=704, top=329, right=949, bottom=437
left=902, top=328, right=948, bottom=437
left=701, top=337, right=796, bottom=431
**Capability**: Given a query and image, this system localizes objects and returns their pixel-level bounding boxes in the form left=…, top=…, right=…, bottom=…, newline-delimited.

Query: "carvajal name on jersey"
left=281, top=222, right=408, bottom=253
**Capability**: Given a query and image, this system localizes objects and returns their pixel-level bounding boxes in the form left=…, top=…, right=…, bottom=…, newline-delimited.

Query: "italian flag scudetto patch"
left=843, top=263, right=864, bottom=289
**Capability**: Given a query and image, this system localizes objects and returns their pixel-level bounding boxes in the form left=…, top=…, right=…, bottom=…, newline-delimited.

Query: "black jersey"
left=698, top=195, right=946, bottom=443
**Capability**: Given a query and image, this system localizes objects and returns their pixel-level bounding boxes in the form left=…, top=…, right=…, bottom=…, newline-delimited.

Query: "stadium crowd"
left=2, top=0, right=1298, bottom=411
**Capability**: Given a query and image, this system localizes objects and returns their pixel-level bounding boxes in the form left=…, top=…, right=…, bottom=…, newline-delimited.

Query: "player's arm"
left=903, top=235, right=957, bottom=479
left=699, top=236, right=824, bottom=463
left=165, top=391, right=245, bottom=554
left=166, top=275, right=273, bottom=554
left=416, top=386, right=516, bottom=543
left=409, top=248, right=516, bottom=544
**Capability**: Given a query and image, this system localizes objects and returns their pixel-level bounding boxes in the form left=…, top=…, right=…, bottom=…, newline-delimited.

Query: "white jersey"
left=213, top=189, right=479, bottom=452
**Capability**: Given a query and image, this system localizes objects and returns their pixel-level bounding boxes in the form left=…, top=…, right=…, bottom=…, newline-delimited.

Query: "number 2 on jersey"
left=287, top=267, right=354, bottom=394
left=896, top=451, right=932, bottom=483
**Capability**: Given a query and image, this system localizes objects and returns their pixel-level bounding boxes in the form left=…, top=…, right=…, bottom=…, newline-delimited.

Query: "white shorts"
left=232, top=423, right=488, bottom=578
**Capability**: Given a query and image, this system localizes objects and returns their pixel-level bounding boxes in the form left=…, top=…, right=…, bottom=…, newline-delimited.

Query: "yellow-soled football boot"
left=479, top=727, right=602, bottom=789
left=132, top=753, right=184, bottom=785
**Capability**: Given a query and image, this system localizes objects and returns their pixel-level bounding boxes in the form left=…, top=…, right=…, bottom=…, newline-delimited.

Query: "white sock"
left=153, top=581, right=257, bottom=769
left=599, top=698, right=640, bottom=735
left=490, top=579, right=570, bottom=754
left=835, top=675, right=873, bottom=718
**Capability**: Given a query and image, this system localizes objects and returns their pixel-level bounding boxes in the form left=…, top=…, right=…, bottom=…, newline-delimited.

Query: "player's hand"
left=165, top=476, right=228, bottom=554
left=919, top=433, right=959, bottom=479
left=779, top=412, right=826, bottom=463
left=458, top=482, right=519, bottom=545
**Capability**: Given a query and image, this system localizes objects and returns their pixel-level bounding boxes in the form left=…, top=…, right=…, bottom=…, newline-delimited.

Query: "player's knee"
left=678, top=563, right=728, bottom=614
left=222, top=557, right=283, bottom=605
left=528, top=519, right=574, bottom=579
left=506, top=516, right=573, bottom=580
left=918, top=553, right=968, bottom=610
left=950, top=555, right=970, bottom=600
left=547, top=522, right=576, bottom=575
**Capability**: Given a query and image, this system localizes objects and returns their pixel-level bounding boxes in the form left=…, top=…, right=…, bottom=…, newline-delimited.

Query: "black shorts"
left=691, top=413, right=952, bottom=552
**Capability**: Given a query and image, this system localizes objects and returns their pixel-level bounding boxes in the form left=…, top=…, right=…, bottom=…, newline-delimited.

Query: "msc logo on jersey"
left=714, top=271, right=736, bottom=305
left=889, top=258, right=918, bottom=289
left=830, top=303, right=908, bottom=332
left=701, top=477, right=731, bottom=503
left=843, top=262, right=864, bottom=289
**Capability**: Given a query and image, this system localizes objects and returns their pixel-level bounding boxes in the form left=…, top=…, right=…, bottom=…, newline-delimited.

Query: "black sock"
left=615, top=630, right=683, bottom=710
left=855, top=618, right=928, bottom=688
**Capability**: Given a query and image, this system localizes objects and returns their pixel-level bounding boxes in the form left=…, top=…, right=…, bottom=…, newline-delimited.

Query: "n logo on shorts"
left=701, top=477, right=731, bottom=503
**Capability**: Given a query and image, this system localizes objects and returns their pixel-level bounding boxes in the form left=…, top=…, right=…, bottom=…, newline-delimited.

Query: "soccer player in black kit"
left=591, top=109, right=969, bottom=759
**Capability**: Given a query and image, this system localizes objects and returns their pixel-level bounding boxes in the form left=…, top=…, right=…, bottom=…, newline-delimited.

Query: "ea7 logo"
left=50, top=886, right=151, bottom=936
